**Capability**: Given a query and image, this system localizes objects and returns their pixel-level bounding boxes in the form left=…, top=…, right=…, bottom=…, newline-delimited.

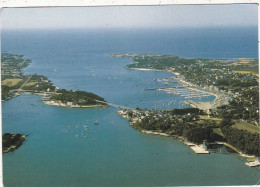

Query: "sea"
left=1, top=27, right=260, bottom=186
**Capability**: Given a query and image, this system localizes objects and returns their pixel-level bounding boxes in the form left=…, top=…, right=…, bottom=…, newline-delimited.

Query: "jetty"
left=184, top=141, right=209, bottom=154
left=245, top=160, right=260, bottom=167
left=144, top=86, right=186, bottom=91
left=190, top=145, right=210, bottom=154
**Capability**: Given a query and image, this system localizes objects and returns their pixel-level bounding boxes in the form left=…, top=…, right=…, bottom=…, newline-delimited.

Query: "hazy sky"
left=1, top=5, right=257, bottom=30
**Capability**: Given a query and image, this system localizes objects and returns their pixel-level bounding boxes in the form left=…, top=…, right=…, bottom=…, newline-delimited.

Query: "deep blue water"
left=1, top=27, right=259, bottom=186
left=2, top=27, right=258, bottom=59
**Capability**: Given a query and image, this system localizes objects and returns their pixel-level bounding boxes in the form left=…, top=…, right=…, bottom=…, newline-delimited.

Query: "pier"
left=245, top=160, right=260, bottom=167
left=144, top=86, right=186, bottom=91
left=190, top=145, right=210, bottom=154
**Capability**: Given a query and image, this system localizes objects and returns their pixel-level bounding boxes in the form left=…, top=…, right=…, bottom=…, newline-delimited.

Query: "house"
left=67, top=102, right=73, bottom=106
left=202, top=140, right=208, bottom=150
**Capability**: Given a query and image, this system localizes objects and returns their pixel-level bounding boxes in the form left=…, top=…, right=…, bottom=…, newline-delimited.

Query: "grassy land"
left=25, top=81, right=39, bottom=87
left=199, top=115, right=259, bottom=134
left=232, top=121, right=259, bottom=134
left=212, top=128, right=224, bottom=137
left=233, top=70, right=258, bottom=77
left=199, top=115, right=222, bottom=123
left=1, top=78, right=23, bottom=87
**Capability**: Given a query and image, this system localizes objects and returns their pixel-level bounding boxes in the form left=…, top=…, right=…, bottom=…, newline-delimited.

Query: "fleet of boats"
left=60, top=120, right=99, bottom=140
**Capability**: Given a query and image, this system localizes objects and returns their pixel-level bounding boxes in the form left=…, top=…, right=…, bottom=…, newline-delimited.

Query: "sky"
left=1, top=5, right=258, bottom=30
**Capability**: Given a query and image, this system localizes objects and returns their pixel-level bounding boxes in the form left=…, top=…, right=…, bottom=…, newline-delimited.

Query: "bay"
left=2, top=28, right=259, bottom=186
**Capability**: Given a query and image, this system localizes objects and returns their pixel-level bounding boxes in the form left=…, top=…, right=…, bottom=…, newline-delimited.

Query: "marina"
left=2, top=25, right=259, bottom=186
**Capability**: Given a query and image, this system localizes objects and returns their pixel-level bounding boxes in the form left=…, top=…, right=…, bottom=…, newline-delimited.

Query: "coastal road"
left=17, top=75, right=32, bottom=92
left=94, top=100, right=137, bottom=111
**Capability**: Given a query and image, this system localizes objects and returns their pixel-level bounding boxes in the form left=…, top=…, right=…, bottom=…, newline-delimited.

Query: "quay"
left=190, top=145, right=210, bottom=154
left=184, top=141, right=210, bottom=154
left=144, top=86, right=186, bottom=91
left=245, top=160, right=260, bottom=167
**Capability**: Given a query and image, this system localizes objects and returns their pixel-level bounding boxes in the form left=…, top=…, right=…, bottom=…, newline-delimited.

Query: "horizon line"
left=1, top=25, right=258, bottom=31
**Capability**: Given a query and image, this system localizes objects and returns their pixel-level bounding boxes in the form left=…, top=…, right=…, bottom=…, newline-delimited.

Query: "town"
left=114, top=54, right=259, bottom=166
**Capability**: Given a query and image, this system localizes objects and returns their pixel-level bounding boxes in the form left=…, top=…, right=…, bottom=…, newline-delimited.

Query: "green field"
left=199, top=115, right=222, bottom=123
left=232, top=121, right=259, bottom=134
left=212, top=128, right=224, bottom=137
left=2, top=78, right=23, bottom=87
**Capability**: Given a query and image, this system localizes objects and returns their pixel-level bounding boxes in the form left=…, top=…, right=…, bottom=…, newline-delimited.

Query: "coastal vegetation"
left=50, top=89, right=105, bottom=106
left=123, top=108, right=224, bottom=143
left=1, top=53, right=31, bottom=78
left=1, top=53, right=106, bottom=153
left=2, top=133, right=27, bottom=153
left=114, top=54, right=258, bottom=91
left=215, top=87, right=259, bottom=122
left=1, top=53, right=106, bottom=107
left=2, top=52, right=259, bottom=158
left=114, top=54, right=259, bottom=158
left=22, top=74, right=56, bottom=92
left=221, top=126, right=259, bottom=156
left=1, top=85, right=12, bottom=100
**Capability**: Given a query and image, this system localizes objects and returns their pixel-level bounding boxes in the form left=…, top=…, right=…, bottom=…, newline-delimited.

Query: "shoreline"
left=2, top=53, right=106, bottom=109
left=7, top=92, right=105, bottom=108
left=127, top=67, right=167, bottom=72
left=140, top=130, right=170, bottom=137
left=134, top=121, right=257, bottom=161
left=118, top=65, right=258, bottom=164
left=42, top=100, right=104, bottom=108
left=127, top=67, right=180, bottom=75
left=128, top=67, right=229, bottom=110
left=2, top=134, right=27, bottom=154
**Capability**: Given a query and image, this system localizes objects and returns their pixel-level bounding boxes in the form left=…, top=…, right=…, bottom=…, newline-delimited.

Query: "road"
left=17, top=75, right=32, bottom=92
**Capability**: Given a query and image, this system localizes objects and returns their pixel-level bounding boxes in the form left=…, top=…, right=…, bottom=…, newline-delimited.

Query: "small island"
left=2, top=133, right=27, bottom=153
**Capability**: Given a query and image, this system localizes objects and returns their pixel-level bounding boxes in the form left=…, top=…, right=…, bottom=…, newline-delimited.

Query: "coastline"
left=2, top=134, right=27, bottom=154
left=140, top=130, right=170, bottom=137
left=42, top=100, right=104, bottom=108
left=128, top=66, right=229, bottom=110
left=134, top=119, right=257, bottom=161
left=127, top=67, right=180, bottom=75
left=127, top=67, right=167, bottom=72
left=1, top=53, right=106, bottom=109
left=118, top=66, right=258, bottom=164
left=9, top=92, right=105, bottom=108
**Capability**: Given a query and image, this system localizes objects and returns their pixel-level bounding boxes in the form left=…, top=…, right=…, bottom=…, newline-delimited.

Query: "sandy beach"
left=43, top=100, right=104, bottom=108
left=128, top=67, right=181, bottom=77
left=141, top=130, right=170, bottom=137
left=127, top=67, right=166, bottom=72
left=129, top=67, right=229, bottom=110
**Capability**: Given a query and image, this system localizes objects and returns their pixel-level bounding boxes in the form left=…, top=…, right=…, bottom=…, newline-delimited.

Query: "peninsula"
left=113, top=54, right=259, bottom=164
left=1, top=53, right=107, bottom=107
left=1, top=53, right=106, bottom=153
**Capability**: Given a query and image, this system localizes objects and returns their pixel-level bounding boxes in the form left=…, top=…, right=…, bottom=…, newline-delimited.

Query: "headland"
left=1, top=53, right=107, bottom=108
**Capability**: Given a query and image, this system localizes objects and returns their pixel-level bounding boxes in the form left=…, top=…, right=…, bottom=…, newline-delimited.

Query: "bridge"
left=94, top=100, right=137, bottom=111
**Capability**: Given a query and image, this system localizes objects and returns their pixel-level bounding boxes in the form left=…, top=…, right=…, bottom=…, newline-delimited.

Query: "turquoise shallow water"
left=2, top=28, right=260, bottom=186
